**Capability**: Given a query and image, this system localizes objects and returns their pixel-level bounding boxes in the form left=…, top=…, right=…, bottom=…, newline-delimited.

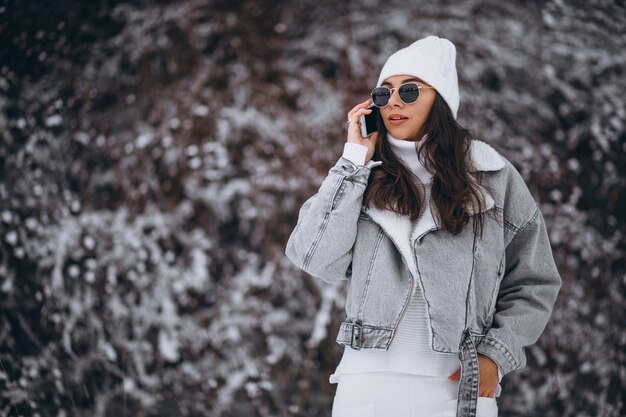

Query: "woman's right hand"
left=347, top=98, right=379, bottom=164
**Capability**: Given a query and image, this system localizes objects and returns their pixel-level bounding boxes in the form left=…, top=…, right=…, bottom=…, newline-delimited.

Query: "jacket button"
left=466, top=377, right=472, bottom=383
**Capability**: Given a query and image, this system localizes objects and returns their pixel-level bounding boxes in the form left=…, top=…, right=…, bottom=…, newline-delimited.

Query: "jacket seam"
left=518, top=205, right=540, bottom=233
left=303, top=176, right=345, bottom=270
left=302, top=211, right=331, bottom=271
left=494, top=205, right=518, bottom=233
left=341, top=321, right=394, bottom=331
left=479, top=335, right=519, bottom=369
left=463, top=224, right=479, bottom=335
left=503, top=218, right=520, bottom=233
left=357, top=229, right=385, bottom=319
left=335, top=157, right=374, bottom=182
left=349, top=178, right=368, bottom=187
left=328, top=175, right=347, bottom=212
left=501, top=204, right=540, bottom=234
left=429, top=326, right=455, bottom=353
left=487, top=252, right=506, bottom=324
left=338, top=156, right=374, bottom=171
left=392, top=265, right=416, bottom=333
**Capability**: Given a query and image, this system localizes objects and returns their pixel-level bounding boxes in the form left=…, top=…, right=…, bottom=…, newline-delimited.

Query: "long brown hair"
left=363, top=92, right=497, bottom=239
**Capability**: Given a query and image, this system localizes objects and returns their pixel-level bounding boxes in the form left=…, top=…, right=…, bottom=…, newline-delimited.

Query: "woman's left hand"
left=447, top=353, right=499, bottom=398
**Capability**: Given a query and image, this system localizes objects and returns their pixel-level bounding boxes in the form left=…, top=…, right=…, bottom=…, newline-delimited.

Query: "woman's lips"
left=389, top=118, right=409, bottom=126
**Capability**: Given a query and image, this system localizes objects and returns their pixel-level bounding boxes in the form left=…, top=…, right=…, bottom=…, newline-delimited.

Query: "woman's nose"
left=387, top=88, right=403, bottom=107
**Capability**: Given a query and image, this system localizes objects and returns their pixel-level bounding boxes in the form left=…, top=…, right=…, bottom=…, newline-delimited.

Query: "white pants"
left=331, top=372, right=499, bottom=417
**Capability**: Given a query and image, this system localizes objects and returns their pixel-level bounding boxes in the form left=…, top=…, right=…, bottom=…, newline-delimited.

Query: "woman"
left=285, top=35, right=561, bottom=417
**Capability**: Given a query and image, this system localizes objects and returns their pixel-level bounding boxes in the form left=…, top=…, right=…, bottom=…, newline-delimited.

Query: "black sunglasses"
left=370, top=82, right=435, bottom=108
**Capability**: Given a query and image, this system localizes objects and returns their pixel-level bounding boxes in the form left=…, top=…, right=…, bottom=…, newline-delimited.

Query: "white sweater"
left=330, top=134, right=503, bottom=390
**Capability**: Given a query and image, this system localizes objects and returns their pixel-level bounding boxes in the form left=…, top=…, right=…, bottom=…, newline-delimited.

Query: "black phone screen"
left=363, top=105, right=380, bottom=136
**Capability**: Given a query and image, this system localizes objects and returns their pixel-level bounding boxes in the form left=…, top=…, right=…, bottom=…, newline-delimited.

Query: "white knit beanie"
left=376, top=35, right=459, bottom=120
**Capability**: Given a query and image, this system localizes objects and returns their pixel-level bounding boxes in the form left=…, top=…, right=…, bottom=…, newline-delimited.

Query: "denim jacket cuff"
left=476, top=335, right=519, bottom=377
left=330, top=156, right=382, bottom=184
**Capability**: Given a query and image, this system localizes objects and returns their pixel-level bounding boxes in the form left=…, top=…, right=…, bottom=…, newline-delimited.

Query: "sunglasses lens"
left=372, top=88, right=391, bottom=107
left=399, top=83, right=420, bottom=103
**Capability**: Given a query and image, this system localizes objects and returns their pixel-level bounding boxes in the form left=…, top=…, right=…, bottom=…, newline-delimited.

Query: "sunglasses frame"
left=370, top=82, right=435, bottom=108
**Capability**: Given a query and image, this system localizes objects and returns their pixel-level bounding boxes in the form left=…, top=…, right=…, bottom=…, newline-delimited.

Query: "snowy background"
left=1, top=0, right=625, bottom=416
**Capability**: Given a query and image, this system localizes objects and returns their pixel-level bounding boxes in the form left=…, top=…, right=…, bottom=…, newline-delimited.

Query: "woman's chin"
left=386, top=127, right=410, bottom=140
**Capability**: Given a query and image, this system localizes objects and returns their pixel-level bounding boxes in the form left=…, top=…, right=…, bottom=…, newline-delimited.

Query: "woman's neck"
left=387, top=133, right=432, bottom=184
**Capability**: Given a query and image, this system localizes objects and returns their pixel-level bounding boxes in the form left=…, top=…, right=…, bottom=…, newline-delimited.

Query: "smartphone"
left=359, top=104, right=379, bottom=138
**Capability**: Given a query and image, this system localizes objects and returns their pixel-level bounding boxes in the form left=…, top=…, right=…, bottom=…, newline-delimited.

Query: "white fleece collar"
left=362, top=139, right=505, bottom=286
left=467, top=139, right=505, bottom=173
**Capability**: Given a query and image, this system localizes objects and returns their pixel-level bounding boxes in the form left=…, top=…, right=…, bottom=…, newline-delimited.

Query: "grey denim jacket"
left=285, top=139, right=562, bottom=417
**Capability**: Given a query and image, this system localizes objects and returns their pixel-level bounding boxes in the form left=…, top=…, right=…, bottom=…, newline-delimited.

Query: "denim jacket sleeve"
left=476, top=160, right=562, bottom=378
left=284, top=154, right=382, bottom=284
